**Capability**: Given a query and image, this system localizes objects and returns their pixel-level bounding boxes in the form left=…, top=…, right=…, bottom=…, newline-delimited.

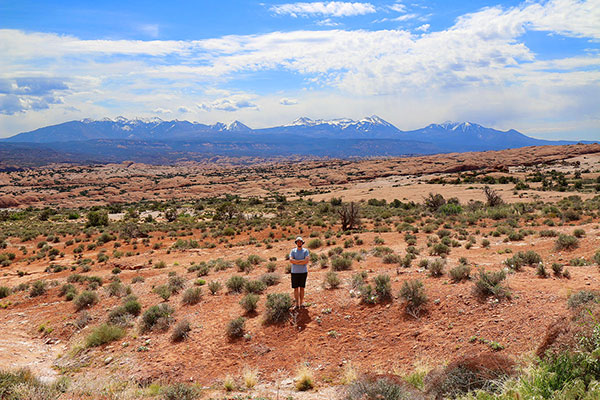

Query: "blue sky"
left=0, top=0, right=599, bottom=140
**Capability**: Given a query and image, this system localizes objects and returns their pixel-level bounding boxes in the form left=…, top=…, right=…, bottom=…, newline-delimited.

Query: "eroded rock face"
left=0, top=195, right=19, bottom=208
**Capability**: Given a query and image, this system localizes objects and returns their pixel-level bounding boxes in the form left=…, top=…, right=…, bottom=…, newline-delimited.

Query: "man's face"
left=296, top=240, right=303, bottom=248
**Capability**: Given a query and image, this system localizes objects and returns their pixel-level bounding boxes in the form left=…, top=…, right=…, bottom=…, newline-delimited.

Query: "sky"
left=0, top=0, right=599, bottom=140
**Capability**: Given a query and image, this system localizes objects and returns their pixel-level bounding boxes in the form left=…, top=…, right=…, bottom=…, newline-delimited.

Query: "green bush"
left=265, top=293, right=293, bottom=323
left=226, top=317, right=246, bottom=338
left=474, top=269, right=509, bottom=299
left=399, top=280, right=427, bottom=316
left=86, top=210, right=108, bottom=227
left=449, top=265, right=471, bottom=282
left=430, top=243, right=450, bottom=256
left=240, top=293, right=260, bottom=313
left=567, top=290, right=598, bottom=309
left=331, top=256, right=353, bottom=271
left=260, top=273, right=281, bottom=286
left=428, top=258, right=445, bottom=277
left=0, top=286, right=11, bottom=299
left=140, top=304, right=174, bottom=332
left=208, top=281, right=222, bottom=295
left=226, top=276, right=247, bottom=293
left=555, top=234, right=579, bottom=251
left=85, top=324, right=124, bottom=347
left=153, top=285, right=172, bottom=301
left=374, top=274, right=392, bottom=301
left=182, top=287, right=202, bottom=305
left=323, top=271, right=341, bottom=289
left=244, top=280, right=266, bottom=294
left=74, top=290, right=98, bottom=311
left=307, top=238, right=323, bottom=249
left=29, top=280, right=47, bottom=297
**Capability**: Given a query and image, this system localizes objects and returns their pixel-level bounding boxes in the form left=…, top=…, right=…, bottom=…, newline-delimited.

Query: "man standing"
left=289, top=236, right=309, bottom=309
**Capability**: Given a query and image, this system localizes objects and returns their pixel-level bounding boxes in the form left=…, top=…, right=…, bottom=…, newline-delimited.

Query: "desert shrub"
left=171, top=320, right=191, bottom=342
left=344, top=377, right=414, bottom=400
left=430, top=243, right=450, bottom=256
left=266, top=262, right=277, bottom=272
left=106, top=280, right=127, bottom=297
left=536, top=263, right=548, bottom=278
left=539, top=229, right=558, bottom=237
left=351, top=272, right=367, bottom=289
left=473, top=269, right=509, bottom=299
left=86, top=210, right=108, bottom=227
left=259, top=272, right=281, bottom=286
left=85, top=324, right=124, bottom=347
left=372, top=246, right=393, bottom=257
left=428, top=258, right=445, bottom=277
left=551, top=263, right=564, bottom=276
left=240, top=293, right=260, bottom=313
left=108, top=306, right=130, bottom=325
left=182, top=287, right=202, bottom=305
left=307, top=238, right=323, bottom=249
left=399, top=280, right=427, bottom=317
left=570, top=257, right=588, bottom=266
left=567, top=290, right=598, bottom=309
left=59, top=283, right=76, bottom=297
left=555, top=234, right=579, bottom=251
left=161, top=383, right=199, bottom=400
left=167, top=275, right=186, bottom=293
left=153, top=285, right=172, bottom=301
left=0, top=286, right=11, bottom=298
left=425, top=354, right=514, bottom=399
left=504, top=250, right=542, bottom=270
left=295, top=366, right=315, bottom=391
left=481, top=239, right=490, bottom=248
left=594, top=250, right=600, bottom=265
left=236, top=259, right=252, bottom=273
left=226, top=276, right=247, bottom=293
left=247, top=254, right=264, bottom=265
left=74, top=290, right=98, bottom=311
left=123, top=297, right=141, bottom=316
left=450, top=265, right=471, bottom=282
left=29, top=280, right=47, bottom=297
left=140, top=304, right=174, bottom=332
left=324, top=271, right=341, bottom=289
left=265, top=293, right=293, bottom=323
left=244, top=280, right=266, bottom=294
left=226, top=317, right=246, bottom=338
left=331, top=256, right=353, bottom=271
left=0, top=368, right=59, bottom=399
left=208, top=281, right=222, bottom=295
left=383, top=254, right=402, bottom=264
left=374, top=274, right=392, bottom=301
left=359, top=284, right=377, bottom=304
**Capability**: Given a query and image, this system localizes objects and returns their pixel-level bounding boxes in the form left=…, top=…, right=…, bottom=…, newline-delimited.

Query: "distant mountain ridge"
left=1, top=116, right=595, bottom=165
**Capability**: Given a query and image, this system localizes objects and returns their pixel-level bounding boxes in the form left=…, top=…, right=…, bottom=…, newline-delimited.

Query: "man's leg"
left=299, top=287, right=305, bottom=307
left=294, top=287, right=300, bottom=308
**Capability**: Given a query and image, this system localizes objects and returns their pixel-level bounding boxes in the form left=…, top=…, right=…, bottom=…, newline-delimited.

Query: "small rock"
left=104, top=356, right=113, bottom=365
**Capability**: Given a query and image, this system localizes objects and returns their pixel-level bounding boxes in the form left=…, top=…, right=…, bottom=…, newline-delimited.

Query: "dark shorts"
left=291, top=272, right=307, bottom=288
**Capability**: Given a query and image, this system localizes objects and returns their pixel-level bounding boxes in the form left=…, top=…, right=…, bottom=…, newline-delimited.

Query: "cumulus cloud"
left=177, top=106, right=191, bottom=113
left=388, top=2, right=406, bottom=13
left=0, top=77, right=68, bottom=115
left=198, top=94, right=259, bottom=112
left=415, top=24, right=430, bottom=32
left=270, top=2, right=376, bottom=17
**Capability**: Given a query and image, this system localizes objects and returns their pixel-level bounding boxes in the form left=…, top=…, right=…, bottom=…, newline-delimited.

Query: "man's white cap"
left=295, top=236, right=304, bottom=243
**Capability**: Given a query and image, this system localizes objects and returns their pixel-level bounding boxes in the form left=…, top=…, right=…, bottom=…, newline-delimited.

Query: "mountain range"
left=0, top=116, right=594, bottom=166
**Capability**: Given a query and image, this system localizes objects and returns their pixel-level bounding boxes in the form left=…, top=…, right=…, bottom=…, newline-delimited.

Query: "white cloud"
left=153, top=108, right=172, bottom=114
left=270, top=2, right=376, bottom=18
left=388, top=2, right=406, bottom=13
left=198, top=94, right=259, bottom=112
left=178, top=106, right=191, bottom=113
left=415, top=24, right=429, bottom=32
left=280, top=98, right=299, bottom=105
left=392, top=13, right=418, bottom=21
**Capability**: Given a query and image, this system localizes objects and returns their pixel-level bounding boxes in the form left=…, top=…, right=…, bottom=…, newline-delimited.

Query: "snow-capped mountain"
left=260, top=115, right=401, bottom=138
left=2, top=116, right=589, bottom=163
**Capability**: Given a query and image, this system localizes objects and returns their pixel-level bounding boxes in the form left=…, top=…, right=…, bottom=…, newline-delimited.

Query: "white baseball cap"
left=295, top=236, right=304, bottom=243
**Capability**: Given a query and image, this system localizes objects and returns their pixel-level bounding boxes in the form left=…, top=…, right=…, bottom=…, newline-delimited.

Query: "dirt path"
left=0, top=311, right=66, bottom=383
